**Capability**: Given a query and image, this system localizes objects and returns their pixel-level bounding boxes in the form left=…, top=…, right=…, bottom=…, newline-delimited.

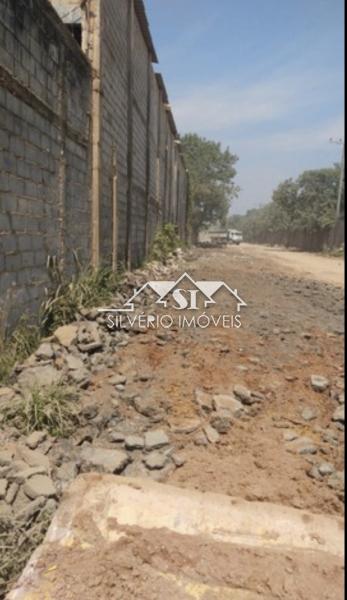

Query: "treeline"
left=231, top=166, right=344, bottom=251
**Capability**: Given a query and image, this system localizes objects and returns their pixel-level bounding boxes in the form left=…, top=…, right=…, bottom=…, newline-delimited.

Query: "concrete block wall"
left=0, top=0, right=188, bottom=326
left=0, top=0, right=91, bottom=325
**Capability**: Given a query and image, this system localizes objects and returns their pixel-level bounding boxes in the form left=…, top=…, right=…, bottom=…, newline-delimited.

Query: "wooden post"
left=112, top=147, right=118, bottom=271
left=144, top=54, right=152, bottom=254
left=89, top=0, right=102, bottom=269
left=125, top=0, right=135, bottom=269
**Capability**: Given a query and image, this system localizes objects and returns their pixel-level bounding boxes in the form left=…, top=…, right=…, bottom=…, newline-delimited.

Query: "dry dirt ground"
left=241, top=243, right=344, bottom=287
left=113, top=244, right=345, bottom=516
left=5, top=244, right=345, bottom=600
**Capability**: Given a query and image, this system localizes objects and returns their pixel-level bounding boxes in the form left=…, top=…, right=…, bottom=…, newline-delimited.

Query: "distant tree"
left=235, top=165, right=343, bottom=243
left=181, top=133, right=239, bottom=239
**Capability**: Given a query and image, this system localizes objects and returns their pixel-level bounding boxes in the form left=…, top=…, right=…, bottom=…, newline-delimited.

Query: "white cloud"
left=172, top=68, right=342, bottom=134
left=233, top=115, right=345, bottom=154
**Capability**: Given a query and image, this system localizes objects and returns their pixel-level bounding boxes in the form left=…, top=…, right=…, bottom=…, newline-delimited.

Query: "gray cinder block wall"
left=0, top=0, right=188, bottom=326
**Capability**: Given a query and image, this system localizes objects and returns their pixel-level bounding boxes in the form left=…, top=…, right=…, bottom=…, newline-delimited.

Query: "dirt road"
left=115, top=244, right=344, bottom=515
left=241, top=243, right=344, bottom=287
left=4, top=245, right=345, bottom=599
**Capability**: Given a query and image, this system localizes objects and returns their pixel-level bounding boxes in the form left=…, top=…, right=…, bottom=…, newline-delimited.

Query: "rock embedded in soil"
left=213, top=394, right=244, bottom=418
left=318, top=462, right=335, bottom=477
left=65, top=354, right=85, bottom=371
left=17, top=365, right=62, bottom=389
left=26, top=431, right=47, bottom=450
left=0, top=450, right=14, bottom=466
left=23, top=475, right=56, bottom=499
left=125, top=435, right=145, bottom=450
left=210, top=412, right=232, bottom=434
left=109, top=374, right=127, bottom=386
left=5, top=482, right=19, bottom=504
left=194, top=389, right=213, bottom=413
left=17, top=447, right=50, bottom=470
left=283, top=430, right=298, bottom=442
left=171, top=453, right=186, bottom=467
left=35, top=343, right=55, bottom=360
left=286, top=436, right=318, bottom=455
left=301, top=407, right=319, bottom=422
left=310, top=375, right=330, bottom=392
left=56, top=462, right=78, bottom=483
left=0, top=478, right=8, bottom=500
left=108, top=431, right=126, bottom=443
left=144, top=430, right=169, bottom=450
left=133, top=396, right=162, bottom=419
left=54, top=324, right=78, bottom=347
left=203, top=425, right=220, bottom=444
left=332, top=405, right=345, bottom=424
left=171, top=419, right=201, bottom=434
left=145, top=451, right=168, bottom=470
left=80, top=446, right=129, bottom=474
left=233, top=384, right=253, bottom=405
left=12, top=466, right=48, bottom=484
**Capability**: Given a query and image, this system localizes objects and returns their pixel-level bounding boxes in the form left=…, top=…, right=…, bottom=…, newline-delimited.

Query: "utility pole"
left=329, top=138, right=344, bottom=249
left=330, top=138, right=345, bottom=220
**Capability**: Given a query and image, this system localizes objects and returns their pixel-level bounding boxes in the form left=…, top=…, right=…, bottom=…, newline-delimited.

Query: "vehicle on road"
left=228, top=229, right=243, bottom=245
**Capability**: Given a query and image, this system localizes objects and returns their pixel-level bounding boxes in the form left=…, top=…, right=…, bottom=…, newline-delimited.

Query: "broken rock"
left=145, top=451, right=168, bottom=470
left=332, top=405, right=345, bottom=424
left=125, top=435, right=145, bottom=450
left=80, top=446, right=129, bottom=474
left=26, top=430, right=47, bottom=450
left=23, top=475, right=56, bottom=499
left=203, top=425, right=220, bottom=444
left=310, top=375, right=330, bottom=392
left=54, top=324, right=78, bottom=348
left=233, top=384, right=253, bottom=405
left=145, top=430, right=169, bottom=450
left=0, top=479, right=8, bottom=500
left=18, top=365, right=62, bottom=388
left=213, top=394, right=244, bottom=418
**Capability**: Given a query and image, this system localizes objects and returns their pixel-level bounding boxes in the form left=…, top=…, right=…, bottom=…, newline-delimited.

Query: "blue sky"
left=145, top=0, right=345, bottom=214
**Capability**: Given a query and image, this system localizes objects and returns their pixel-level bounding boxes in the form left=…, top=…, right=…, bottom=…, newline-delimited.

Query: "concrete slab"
left=7, top=474, right=344, bottom=600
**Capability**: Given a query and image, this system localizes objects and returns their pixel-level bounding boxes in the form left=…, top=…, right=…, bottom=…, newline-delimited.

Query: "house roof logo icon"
left=99, top=272, right=247, bottom=313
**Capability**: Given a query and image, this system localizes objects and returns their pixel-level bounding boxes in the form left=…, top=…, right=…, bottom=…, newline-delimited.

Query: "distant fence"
left=246, top=219, right=345, bottom=252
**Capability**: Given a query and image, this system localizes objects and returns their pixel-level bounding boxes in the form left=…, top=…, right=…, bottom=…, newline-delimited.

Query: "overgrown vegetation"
left=230, top=165, right=344, bottom=247
left=149, top=223, right=181, bottom=262
left=0, top=507, right=52, bottom=599
left=40, top=259, right=121, bottom=335
left=0, top=317, right=40, bottom=385
left=0, top=261, right=122, bottom=384
left=2, top=384, right=79, bottom=437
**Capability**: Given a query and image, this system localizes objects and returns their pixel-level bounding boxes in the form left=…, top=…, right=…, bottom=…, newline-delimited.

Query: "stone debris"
left=233, top=384, right=253, bottom=405
left=171, top=419, right=201, bottom=434
left=210, top=412, right=232, bottom=434
left=26, top=431, right=47, bottom=450
left=54, top=324, right=79, bottom=347
left=80, top=446, right=130, bottom=474
left=286, top=436, right=318, bottom=455
left=125, top=435, right=145, bottom=450
left=144, top=430, right=169, bottom=450
left=301, top=407, right=319, bottom=422
left=203, top=425, right=220, bottom=444
left=310, top=375, right=330, bottom=392
left=145, top=451, right=168, bottom=470
left=0, top=478, right=8, bottom=500
left=23, top=475, right=56, bottom=499
left=17, top=365, right=63, bottom=389
left=332, top=405, right=345, bottom=424
left=213, top=394, right=244, bottom=418
left=194, top=389, right=213, bottom=413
